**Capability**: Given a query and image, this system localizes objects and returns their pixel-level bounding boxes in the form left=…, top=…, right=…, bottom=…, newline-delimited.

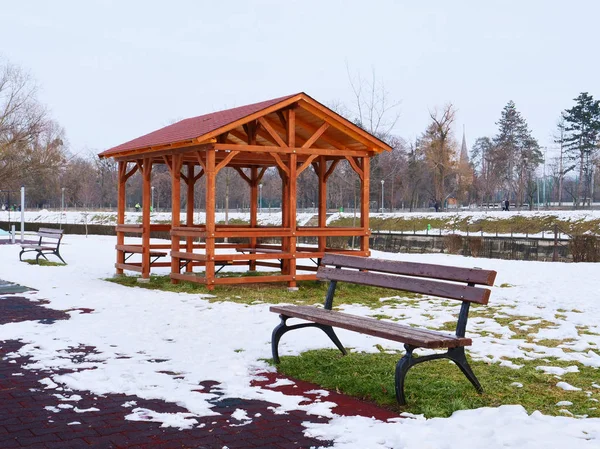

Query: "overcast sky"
left=2, top=0, right=599, bottom=161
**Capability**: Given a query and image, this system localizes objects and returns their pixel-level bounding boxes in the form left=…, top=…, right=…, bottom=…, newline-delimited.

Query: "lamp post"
left=259, top=183, right=263, bottom=213
left=381, top=180, right=385, bottom=213
left=151, top=186, right=155, bottom=212
left=60, top=187, right=65, bottom=230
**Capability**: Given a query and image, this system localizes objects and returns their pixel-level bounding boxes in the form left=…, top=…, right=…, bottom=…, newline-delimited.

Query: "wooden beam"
left=361, top=156, right=370, bottom=254
left=270, top=153, right=289, bottom=177
left=215, top=150, right=239, bottom=173
left=258, top=117, right=287, bottom=147
left=196, top=152, right=206, bottom=170
left=295, top=116, right=345, bottom=151
left=213, top=143, right=369, bottom=158
left=345, top=155, right=364, bottom=180
left=185, top=162, right=194, bottom=272
left=276, top=110, right=287, bottom=129
left=324, top=159, right=340, bottom=181
left=170, top=154, right=183, bottom=283
left=113, top=143, right=214, bottom=162
left=234, top=167, right=252, bottom=185
left=297, top=154, right=318, bottom=175
left=122, top=163, right=139, bottom=182
left=257, top=166, right=267, bottom=183
left=193, top=168, right=205, bottom=182
left=141, top=158, right=152, bottom=279
left=162, top=156, right=173, bottom=175
left=116, top=161, right=127, bottom=274
left=205, top=149, right=216, bottom=289
left=298, top=97, right=391, bottom=151
left=302, top=122, right=329, bottom=148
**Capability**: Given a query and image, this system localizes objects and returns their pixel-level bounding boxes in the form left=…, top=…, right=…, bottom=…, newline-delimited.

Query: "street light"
left=151, top=186, right=155, bottom=212
left=259, top=183, right=263, bottom=213
left=60, top=187, right=65, bottom=230
left=381, top=180, right=385, bottom=213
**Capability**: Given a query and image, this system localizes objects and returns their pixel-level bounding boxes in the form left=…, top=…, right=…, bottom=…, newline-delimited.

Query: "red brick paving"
left=0, top=291, right=400, bottom=448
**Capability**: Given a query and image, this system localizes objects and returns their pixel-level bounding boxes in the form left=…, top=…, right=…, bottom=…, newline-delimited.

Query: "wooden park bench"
left=270, top=253, right=497, bottom=405
left=19, top=228, right=66, bottom=264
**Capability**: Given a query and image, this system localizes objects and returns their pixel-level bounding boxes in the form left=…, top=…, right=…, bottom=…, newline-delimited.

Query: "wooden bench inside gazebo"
left=98, top=92, right=391, bottom=289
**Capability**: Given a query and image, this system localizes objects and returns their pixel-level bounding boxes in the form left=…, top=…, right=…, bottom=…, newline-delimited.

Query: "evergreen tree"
left=492, top=101, right=542, bottom=207
left=562, top=92, right=600, bottom=207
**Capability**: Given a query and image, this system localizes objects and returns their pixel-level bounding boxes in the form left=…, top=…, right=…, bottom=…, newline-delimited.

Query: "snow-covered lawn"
left=0, top=234, right=599, bottom=447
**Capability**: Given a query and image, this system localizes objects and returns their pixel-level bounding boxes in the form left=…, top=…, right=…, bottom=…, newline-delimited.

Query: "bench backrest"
left=317, top=254, right=496, bottom=305
left=37, top=228, right=64, bottom=246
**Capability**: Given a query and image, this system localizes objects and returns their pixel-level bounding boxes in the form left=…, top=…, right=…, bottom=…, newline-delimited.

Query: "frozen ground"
left=0, top=234, right=599, bottom=447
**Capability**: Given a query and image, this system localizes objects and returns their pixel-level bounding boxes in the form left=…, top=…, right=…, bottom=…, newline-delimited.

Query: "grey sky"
left=2, top=1, right=598, bottom=161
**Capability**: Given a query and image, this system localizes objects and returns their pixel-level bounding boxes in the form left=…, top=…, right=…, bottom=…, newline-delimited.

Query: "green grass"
left=22, top=259, right=66, bottom=266
left=275, top=349, right=600, bottom=418
left=107, top=273, right=599, bottom=418
left=106, top=273, right=421, bottom=307
left=329, top=214, right=600, bottom=236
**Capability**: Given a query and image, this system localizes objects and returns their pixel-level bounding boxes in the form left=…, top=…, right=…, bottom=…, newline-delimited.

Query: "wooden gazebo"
left=98, top=93, right=391, bottom=289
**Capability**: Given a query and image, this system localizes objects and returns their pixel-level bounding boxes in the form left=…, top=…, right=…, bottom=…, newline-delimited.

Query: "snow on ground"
left=0, top=234, right=599, bottom=447
left=3, top=208, right=600, bottom=229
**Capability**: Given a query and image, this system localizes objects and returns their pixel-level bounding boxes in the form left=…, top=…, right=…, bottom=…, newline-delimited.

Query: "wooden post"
left=361, top=156, right=370, bottom=254
left=288, top=108, right=297, bottom=288
left=318, top=156, right=327, bottom=252
left=186, top=162, right=194, bottom=273
left=205, top=148, right=216, bottom=289
left=250, top=166, right=258, bottom=271
left=170, top=155, right=182, bottom=283
left=141, top=158, right=152, bottom=279
left=116, top=161, right=126, bottom=274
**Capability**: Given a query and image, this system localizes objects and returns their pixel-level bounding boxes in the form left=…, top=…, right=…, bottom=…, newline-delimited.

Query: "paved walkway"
left=0, top=283, right=398, bottom=449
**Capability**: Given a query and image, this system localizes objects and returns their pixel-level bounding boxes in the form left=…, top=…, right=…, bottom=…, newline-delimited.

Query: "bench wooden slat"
left=37, top=232, right=63, bottom=240
left=38, top=228, right=64, bottom=235
left=271, top=305, right=471, bottom=349
left=317, top=266, right=491, bottom=305
left=321, top=254, right=497, bottom=286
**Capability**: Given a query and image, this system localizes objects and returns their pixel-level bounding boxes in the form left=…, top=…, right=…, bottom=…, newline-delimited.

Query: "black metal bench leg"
left=19, top=249, right=25, bottom=261
left=317, top=325, right=347, bottom=357
left=36, top=252, right=49, bottom=264
left=271, top=316, right=289, bottom=364
left=55, top=251, right=66, bottom=264
left=447, top=347, right=483, bottom=393
left=271, top=316, right=347, bottom=364
left=394, top=344, right=415, bottom=406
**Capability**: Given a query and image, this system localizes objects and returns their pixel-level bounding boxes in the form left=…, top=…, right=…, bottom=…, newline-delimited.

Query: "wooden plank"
left=295, top=227, right=369, bottom=237
left=258, top=116, right=287, bottom=147
left=270, top=306, right=471, bottom=349
left=170, top=273, right=208, bottom=284
left=170, top=251, right=206, bottom=261
left=324, top=159, right=340, bottom=181
left=170, top=154, right=183, bottom=282
left=271, top=153, right=290, bottom=177
left=171, top=229, right=207, bottom=238
left=141, top=158, right=152, bottom=278
left=297, top=97, right=392, bottom=152
left=213, top=143, right=369, bottom=158
left=115, top=262, right=143, bottom=273
left=205, top=148, right=216, bottom=289
left=345, top=155, right=363, bottom=180
left=297, top=154, right=318, bottom=175
left=214, top=253, right=293, bottom=261
left=320, top=254, right=497, bottom=286
left=317, top=267, right=491, bottom=305
left=234, top=167, right=252, bottom=185
left=215, top=150, right=239, bottom=173
left=115, top=224, right=143, bottom=233
left=213, top=274, right=294, bottom=285
left=116, top=244, right=143, bottom=253
left=361, top=156, right=370, bottom=253
left=302, top=122, right=330, bottom=148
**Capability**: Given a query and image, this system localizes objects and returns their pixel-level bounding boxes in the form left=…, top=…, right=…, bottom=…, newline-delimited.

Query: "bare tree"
left=421, top=104, right=459, bottom=209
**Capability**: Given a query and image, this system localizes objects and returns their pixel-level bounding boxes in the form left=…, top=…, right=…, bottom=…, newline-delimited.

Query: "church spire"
left=460, top=125, right=469, bottom=165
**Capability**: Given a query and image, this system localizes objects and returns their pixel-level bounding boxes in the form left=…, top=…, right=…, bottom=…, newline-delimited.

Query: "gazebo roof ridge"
left=99, top=92, right=392, bottom=159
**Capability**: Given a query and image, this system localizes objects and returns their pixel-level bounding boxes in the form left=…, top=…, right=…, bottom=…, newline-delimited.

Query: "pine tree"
left=493, top=101, right=542, bottom=208
left=562, top=92, right=600, bottom=207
